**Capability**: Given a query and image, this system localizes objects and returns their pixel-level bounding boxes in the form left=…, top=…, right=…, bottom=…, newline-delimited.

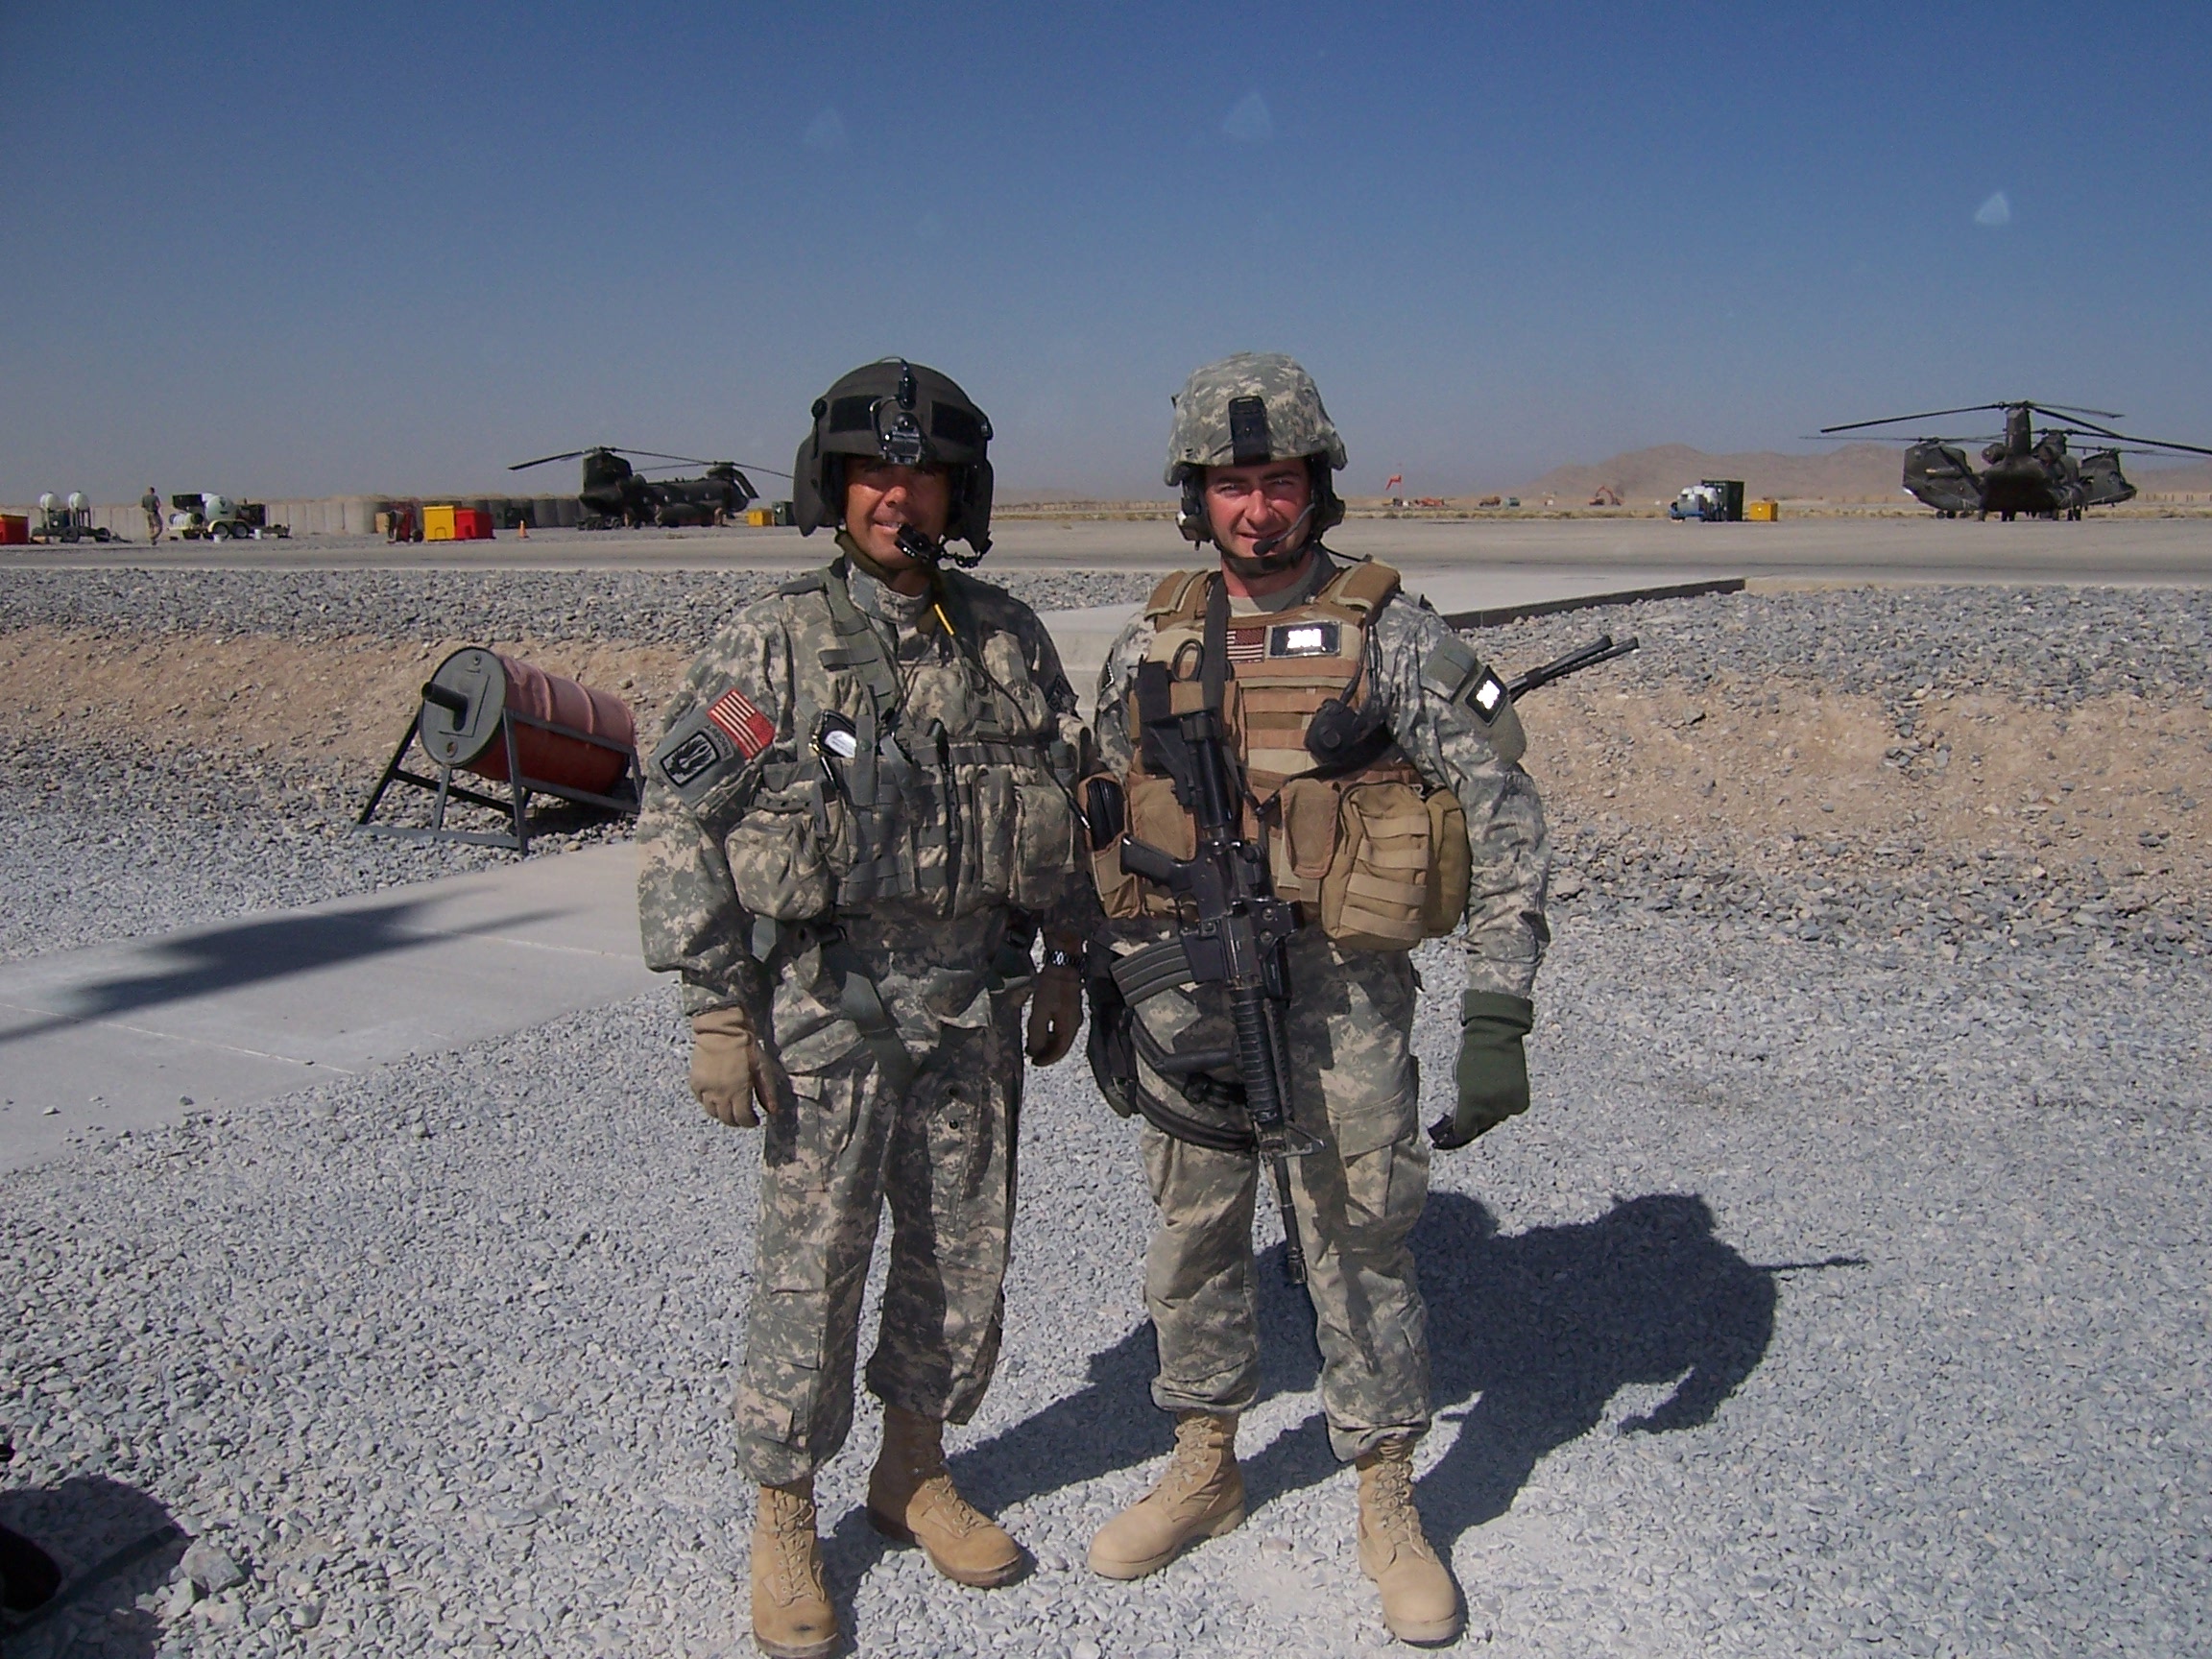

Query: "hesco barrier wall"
left=0, top=494, right=588, bottom=541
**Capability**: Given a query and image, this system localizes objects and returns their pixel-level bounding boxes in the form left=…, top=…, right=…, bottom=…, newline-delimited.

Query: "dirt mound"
left=6, top=624, right=2203, bottom=934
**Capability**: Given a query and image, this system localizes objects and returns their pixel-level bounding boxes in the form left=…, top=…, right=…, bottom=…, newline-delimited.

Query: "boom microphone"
left=1251, top=502, right=1316, bottom=559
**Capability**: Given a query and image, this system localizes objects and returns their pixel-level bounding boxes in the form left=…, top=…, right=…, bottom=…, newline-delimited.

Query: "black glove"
left=1429, top=991, right=1534, bottom=1149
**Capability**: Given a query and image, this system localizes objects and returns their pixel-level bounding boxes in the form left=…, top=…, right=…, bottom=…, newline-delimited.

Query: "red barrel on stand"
left=415, top=647, right=635, bottom=797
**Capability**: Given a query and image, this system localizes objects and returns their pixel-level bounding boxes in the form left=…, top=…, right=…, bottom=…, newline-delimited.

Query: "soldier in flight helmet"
left=638, top=358, right=1095, bottom=1657
left=792, top=357, right=997, bottom=562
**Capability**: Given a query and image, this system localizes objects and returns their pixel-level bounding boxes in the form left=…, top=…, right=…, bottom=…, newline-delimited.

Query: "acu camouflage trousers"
left=732, top=1002, right=1022, bottom=1487
left=1132, top=932, right=1432, bottom=1462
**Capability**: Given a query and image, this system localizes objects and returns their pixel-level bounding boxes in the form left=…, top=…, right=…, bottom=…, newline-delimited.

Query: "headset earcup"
left=791, top=433, right=830, bottom=535
left=1310, top=456, right=1345, bottom=533
left=1176, top=475, right=1211, bottom=543
left=960, top=457, right=995, bottom=555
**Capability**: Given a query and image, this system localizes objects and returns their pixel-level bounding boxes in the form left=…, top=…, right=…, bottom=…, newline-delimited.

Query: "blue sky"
left=5, top=1, right=2209, bottom=500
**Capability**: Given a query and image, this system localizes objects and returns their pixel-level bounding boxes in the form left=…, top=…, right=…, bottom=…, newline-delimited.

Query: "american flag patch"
left=706, top=687, right=776, bottom=757
left=1225, top=626, right=1267, bottom=663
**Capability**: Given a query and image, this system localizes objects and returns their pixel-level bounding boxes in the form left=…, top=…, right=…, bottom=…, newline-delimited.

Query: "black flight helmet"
left=792, top=358, right=996, bottom=560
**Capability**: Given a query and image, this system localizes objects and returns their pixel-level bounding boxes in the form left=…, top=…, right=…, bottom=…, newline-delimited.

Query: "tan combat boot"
left=866, top=1406, right=1023, bottom=1588
left=751, top=1478, right=837, bottom=1659
left=1087, top=1411, right=1245, bottom=1579
left=1356, top=1438, right=1462, bottom=1646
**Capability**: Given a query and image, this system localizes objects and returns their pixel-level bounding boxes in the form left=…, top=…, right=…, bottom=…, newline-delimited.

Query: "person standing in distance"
left=1082, top=353, right=1550, bottom=1645
left=637, top=359, right=1095, bottom=1659
left=140, top=487, right=163, bottom=544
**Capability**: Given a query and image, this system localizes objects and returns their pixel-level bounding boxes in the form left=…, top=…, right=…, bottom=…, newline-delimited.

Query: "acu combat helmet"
left=1165, top=352, right=1349, bottom=547
left=793, top=358, right=996, bottom=559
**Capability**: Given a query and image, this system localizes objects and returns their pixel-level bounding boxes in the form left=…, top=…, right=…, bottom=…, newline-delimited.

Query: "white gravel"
left=1, top=916, right=2204, bottom=1657
left=0, top=569, right=1159, bottom=645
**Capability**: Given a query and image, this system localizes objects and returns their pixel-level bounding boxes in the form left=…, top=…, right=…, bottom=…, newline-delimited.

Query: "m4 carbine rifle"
left=1093, top=632, right=1639, bottom=1286
left=1109, top=658, right=1323, bottom=1283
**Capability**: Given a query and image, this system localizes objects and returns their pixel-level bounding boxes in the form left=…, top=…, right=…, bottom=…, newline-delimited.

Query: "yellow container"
left=743, top=507, right=774, bottom=527
left=422, top=503, right=458, bottom=541
left=1746, top=498, right=1779, bottom=522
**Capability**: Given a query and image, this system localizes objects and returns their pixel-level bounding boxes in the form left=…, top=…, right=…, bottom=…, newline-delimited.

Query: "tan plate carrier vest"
left=1092, top=561, right=1470, bottom=951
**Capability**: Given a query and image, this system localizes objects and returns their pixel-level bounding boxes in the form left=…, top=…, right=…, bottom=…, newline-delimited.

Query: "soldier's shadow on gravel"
left=0, top=1475, right=182, bottom=1657
left=960, top=1191, right=1856, bottom=1552
left=0, top=898, right=556, bottom=1044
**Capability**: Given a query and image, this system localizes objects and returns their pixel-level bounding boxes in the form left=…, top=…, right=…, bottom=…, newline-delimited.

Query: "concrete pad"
left=0, top=842, right=659, bottom=1172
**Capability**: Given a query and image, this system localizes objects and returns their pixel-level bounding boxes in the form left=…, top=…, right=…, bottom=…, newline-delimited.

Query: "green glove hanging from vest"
left=1429, top=991, right=1534, bottom=1150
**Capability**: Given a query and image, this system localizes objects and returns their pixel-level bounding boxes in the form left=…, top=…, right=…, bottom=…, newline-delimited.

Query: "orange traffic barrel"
left=415, top=647, right=635, bottom=797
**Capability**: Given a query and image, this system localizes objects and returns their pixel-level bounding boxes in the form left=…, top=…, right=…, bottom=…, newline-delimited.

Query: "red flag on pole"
left=1384, top=474, right=1403, bottom=491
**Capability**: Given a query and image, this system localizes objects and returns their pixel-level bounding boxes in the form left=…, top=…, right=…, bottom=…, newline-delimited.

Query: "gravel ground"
left=1479, top=582, right=2212, bottom=708
left=1, top=916, right=2203, bottom=1658
left=0, top=570, right=1158, bottom=645
left=3, top=575, right=2208, bottom=1654
left=0, top=739, right=551, bottom=964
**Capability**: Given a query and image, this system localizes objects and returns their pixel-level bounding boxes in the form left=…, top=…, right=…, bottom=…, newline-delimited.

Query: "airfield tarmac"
left=14, top=511, right=2212, bottom=587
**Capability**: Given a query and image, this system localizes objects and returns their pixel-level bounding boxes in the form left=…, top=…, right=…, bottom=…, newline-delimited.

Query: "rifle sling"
left=1202, top=572, right=1229, bottom=715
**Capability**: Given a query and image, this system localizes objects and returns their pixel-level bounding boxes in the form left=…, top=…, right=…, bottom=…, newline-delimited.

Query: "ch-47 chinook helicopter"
left=509, top=445, right=788, bottom=529
left=1818, top=401, right=2212, bottom=520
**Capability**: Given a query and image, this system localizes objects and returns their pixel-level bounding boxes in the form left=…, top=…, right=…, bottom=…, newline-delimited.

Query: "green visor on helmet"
left=792, top=357, right=996, bottom=554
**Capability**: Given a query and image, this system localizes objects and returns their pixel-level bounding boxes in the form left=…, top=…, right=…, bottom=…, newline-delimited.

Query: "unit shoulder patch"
left=1420, top=636, right=1507, bottom=724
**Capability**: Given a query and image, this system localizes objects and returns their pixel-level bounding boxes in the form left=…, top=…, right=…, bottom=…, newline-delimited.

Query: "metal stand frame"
left=356, top=707, right=640, bottom=854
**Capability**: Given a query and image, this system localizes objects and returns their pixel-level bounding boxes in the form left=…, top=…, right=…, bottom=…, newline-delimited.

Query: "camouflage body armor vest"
left=714, top=561, right=1086, bottom=926
left=1094, top=560, right=1470, bottom=950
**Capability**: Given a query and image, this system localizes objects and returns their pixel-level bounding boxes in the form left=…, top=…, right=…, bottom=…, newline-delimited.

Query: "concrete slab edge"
left=1441, top=576, right=1747, bottom=629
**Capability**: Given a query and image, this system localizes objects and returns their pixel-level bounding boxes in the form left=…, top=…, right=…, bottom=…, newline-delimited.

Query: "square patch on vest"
left=706, top=687, right=776, bottom=757
left=1226, top=626, right=1267, bottom=663
left=1268, top=621, right=1341, bottom=658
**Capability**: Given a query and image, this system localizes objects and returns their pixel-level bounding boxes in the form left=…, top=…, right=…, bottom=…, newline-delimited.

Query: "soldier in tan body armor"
left=637, top=360, right=1095, bottom=1659
left=1083, top=354, right=1551, bottom=1646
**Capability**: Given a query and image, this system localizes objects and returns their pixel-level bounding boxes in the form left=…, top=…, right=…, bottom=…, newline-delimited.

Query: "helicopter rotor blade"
left=607, top=447, right=712, bottom=467
left=1805, top=433, right=2001, bottom=445
left=634, top=459, right=795, bottom=478
left=1819, top=404, right=2014, bottom=435
left=510, top=449, right=589, bottom=470
left=2028, top=401, right=2127, bottom=422
left=2042, top=417, right=2212, bottom=457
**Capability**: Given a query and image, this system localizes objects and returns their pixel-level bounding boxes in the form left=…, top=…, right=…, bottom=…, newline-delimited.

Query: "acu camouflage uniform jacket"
left=639, top=537, right=1098, bottom=1072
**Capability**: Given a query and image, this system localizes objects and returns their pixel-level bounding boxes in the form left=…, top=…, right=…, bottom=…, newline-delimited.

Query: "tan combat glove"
left=689, top=1005, right=785, bottom=1128
left=1024, top=939, right=1086, bottom=1067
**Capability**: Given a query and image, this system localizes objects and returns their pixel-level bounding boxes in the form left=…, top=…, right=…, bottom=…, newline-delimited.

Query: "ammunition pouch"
left=1317, top=779, right=1471, bottom=950
left=723, top=762, right=835, bottom=922
left=1088, top=766, right=1470, bottom=947
left=779, top=729, right=1081, bottom=921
